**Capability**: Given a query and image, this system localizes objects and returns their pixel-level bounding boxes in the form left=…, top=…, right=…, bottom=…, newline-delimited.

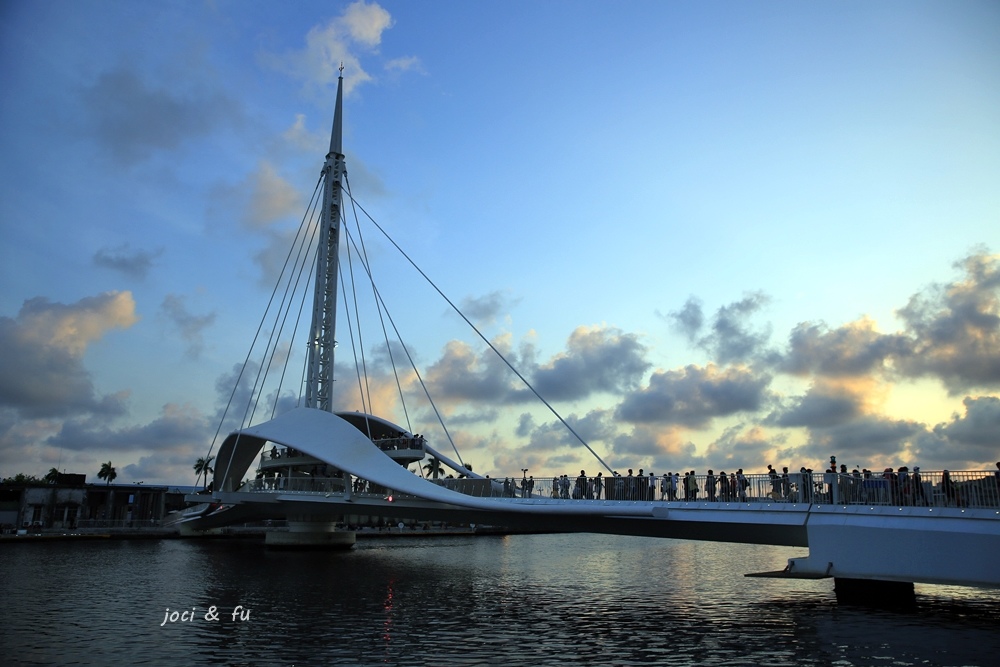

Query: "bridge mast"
left=304, top=67, right=346, bottom=413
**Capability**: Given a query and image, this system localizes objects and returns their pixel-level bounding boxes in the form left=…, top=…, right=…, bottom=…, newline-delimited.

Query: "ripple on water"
left=1, top=534, right=998, bottom=666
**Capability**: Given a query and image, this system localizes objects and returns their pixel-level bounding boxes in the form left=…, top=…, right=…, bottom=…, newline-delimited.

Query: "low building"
left=0, top=476, right=183, bottom=532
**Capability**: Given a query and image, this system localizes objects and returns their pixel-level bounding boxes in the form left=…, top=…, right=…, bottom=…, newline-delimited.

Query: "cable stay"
left=204, top=92, right=614, bottom=488
left=341, top=188, right=614, bottom=475
left=206, top=163, right=615, bottom=486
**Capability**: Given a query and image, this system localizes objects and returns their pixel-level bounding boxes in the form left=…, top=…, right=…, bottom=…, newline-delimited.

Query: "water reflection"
left=1, top=534, right=997, bottom=666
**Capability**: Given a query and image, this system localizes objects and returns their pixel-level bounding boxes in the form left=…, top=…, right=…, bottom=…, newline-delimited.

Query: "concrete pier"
left=264, top=519, right=355, bottom=549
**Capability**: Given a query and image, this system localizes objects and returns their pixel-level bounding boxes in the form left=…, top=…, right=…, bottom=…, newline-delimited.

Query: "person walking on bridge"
left=688, top=471, right=699, bottom=501
left=768, top=465, right=780, bottom=500
left=719, top=471, right=730, bottom=501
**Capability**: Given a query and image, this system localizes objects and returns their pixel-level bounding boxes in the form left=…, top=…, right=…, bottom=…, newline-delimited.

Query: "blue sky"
left=1, top=0, right=998, bottom=486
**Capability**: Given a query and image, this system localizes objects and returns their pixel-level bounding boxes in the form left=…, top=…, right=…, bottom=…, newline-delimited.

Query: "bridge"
left=185, top=407, right=1000, bottom=604
left=186, top=72, right=999, bottom=605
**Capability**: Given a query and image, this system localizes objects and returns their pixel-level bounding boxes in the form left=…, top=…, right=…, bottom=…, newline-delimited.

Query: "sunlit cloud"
left=262, top=1, right=394, bottom=96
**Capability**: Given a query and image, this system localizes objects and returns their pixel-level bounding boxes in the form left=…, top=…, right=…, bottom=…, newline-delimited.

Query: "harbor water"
left=1, top=532, right=997, bottom=666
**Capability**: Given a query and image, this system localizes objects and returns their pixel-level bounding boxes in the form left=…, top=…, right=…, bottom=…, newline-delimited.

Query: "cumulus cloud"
left=424, top=339, right=520, bottom=403
left=777, top=317, right=908, bottom=378
left=609, top=424, right=698, bottom=464
left=798, top=415, right=922, bottom=463
left=921, top=396, right=1000, bottom=465
left=770, top=378, right=875, bottom=429
left=46, top=402, right=210, bottom=453
left=36, top=402, right=215, bottom=486
left=895, top=251, right=1000, bottom=393
left=264, top=1, right=394, bottom=96
left=531, top=325, right=650, bottom=401
left=701, top=425, right=779, bottom=473
left=0, top=292, right=138, bottom=418
left=93, top=243, right=163, bottom=280
left=616, top=364, right=772, bottom=428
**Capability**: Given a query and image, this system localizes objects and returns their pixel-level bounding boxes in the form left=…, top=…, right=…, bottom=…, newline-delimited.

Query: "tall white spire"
left=304, top=68, right=346, bottom=412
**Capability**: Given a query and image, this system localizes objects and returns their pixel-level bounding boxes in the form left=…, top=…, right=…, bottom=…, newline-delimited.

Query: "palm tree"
left=97, top=461, right=117, bottom=485
left=193, top=455, right=215, bottom=490
left=458, top=463, right=474, bottom=479
left=45, top=467, right=60, bottom=484
left=422, top=457, right=444, bottom=480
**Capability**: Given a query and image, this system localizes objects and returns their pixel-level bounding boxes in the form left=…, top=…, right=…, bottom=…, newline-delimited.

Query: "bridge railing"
left=431, top=470, right=1000, bottom=509
left=239, top=469, right=1000, bottom=509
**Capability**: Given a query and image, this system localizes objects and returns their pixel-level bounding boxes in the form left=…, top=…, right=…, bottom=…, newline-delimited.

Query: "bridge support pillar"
left=265, top=518, right=355, bottom=549
left=834, top=577, right=915, bottom=608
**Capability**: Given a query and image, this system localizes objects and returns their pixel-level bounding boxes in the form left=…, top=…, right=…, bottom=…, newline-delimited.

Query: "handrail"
left=245, top=469, right=1000, bottom=510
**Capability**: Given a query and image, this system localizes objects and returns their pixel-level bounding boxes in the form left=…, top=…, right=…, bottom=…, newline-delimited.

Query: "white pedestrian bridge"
left=186, top=408, right=1000, bottom=599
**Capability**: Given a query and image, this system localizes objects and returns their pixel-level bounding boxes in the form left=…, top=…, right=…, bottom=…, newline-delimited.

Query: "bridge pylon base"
left=265, top=519, right=355, bottom=550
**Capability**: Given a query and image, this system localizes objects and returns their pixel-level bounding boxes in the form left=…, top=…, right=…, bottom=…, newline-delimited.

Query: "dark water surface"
left=1, top=533, right=997, bottom=666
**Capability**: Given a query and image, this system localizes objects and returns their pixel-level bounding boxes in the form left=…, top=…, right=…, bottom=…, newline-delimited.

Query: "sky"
left=1, top=0, right=999, bottom=487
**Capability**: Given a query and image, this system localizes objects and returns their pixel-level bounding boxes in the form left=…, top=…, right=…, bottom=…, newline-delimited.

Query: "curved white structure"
left=213, top=407, right=655, bottom=518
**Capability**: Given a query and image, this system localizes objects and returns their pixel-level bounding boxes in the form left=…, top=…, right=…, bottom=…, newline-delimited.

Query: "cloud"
left=616, top=364, right=772, bottom=428
left=770, top=378, right=873, bottom=428
left=777, top=317, right=908, bottom=378
left=93, top=243, right=163, bottom=280
left=161, top=294, right=216, bottom=359
left=80, top=67, right=238, bottom=165
left=385, top=56, right=423, bottom=74
left=46, top=402, right=210, bottom=453
left=424, top=339, right=521, bottom=403
left=704, top=292, right=772, bottom=364
left=668, top=293, right=772, bottom=364
left=282, top=114, right=325, bottom=153
left=515, top=412, right=535, bottom=438
left=244, top=161, right=306, bottom=230
left=341, top=0, right=393, bottom=46
left=264, top=1, right=394, bottom=96
left=40, top=402, right=214, bottom=486
left=531, top=325, right=650, bottom=401
left=609, top=424, right=698, bottom=464
left=895, top=250, right=1000, bottom=393
left=921, top=395, right=1000, bottom=465
left=459, top=290, right=519, bottom=328
left=667, top=297, right=704, bottom=342
left=798, top=415, right=922, bottom=463
left=702, top=425, right=780, bottom=473
left=0, top=292, right=138, bottom=418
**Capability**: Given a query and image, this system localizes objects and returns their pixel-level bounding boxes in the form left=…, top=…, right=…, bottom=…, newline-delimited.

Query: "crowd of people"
left=496, top=460, right=1000, bottom=508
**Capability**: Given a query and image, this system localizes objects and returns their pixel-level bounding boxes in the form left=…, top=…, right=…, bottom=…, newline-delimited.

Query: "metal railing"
left=244, top=469, right=1000, bottom=510
left=258, top=439, right=425, bottom=471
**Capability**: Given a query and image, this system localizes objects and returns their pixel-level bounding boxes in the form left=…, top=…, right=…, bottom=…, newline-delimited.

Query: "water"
left=1, top=533, right=997, bottom=666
